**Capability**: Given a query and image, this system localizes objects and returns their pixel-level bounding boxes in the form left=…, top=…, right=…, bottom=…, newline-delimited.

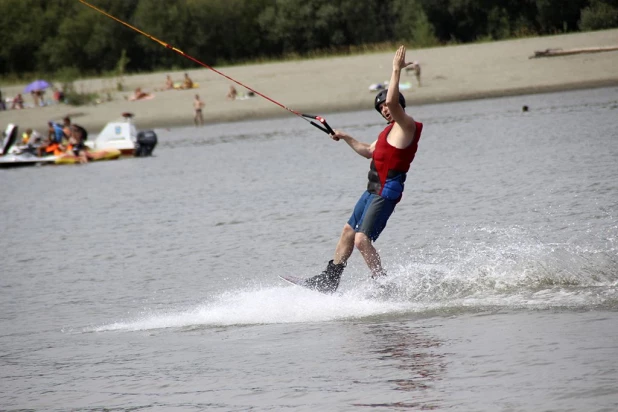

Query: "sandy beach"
left=1, top=29, right=617, bottom=133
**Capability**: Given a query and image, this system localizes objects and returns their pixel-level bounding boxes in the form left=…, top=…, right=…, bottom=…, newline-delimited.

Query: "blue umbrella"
left=24, top=80, right=51, bottom=93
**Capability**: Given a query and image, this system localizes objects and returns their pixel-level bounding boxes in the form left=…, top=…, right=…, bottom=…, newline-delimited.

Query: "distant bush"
left=51, top=66, right=102, bottom=106
left=579, top=0, right=618, bottom=30
left=487, top=7, right=511, bottom=40
left=62, top=85, right=99, bottom=106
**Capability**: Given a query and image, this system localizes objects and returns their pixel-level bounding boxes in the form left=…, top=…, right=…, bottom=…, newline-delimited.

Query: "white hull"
left=0, top=153, right=57, bottom=167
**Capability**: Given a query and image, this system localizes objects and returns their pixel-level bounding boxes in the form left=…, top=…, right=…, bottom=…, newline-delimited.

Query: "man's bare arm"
left=386, top=46, right=417, bottom=145
left=331, top=130, right=375, bottom=159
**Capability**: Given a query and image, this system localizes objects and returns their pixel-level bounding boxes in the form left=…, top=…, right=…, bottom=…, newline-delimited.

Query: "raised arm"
left=385, top=46, right=417, bottom=147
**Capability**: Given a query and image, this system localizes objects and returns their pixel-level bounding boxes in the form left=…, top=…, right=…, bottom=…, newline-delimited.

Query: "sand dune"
left=1, top=29, right=617, bottom=133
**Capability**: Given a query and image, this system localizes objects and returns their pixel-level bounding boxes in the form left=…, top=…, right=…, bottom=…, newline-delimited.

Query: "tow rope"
left=78, top=0, right=335, bottom=135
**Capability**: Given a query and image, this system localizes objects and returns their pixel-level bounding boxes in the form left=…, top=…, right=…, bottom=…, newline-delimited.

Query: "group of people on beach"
left=117, top=70, right=260, bottom=127
left=131, top=72, right=196, bottom=101
left=151, top=73, right=195, bottom=93
left=1, top=88, right=66, bottom=111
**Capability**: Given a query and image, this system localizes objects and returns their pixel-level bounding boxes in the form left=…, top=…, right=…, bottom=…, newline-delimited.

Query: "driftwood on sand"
left=530, top=46, right=618, bottom=59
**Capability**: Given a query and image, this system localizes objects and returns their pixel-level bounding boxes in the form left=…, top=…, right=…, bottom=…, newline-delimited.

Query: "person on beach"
left=193, top=94, right=205, bottom=126
left=182, top=73, right=194, bottom=89
left=226, top=85, right=238, bottom=100
left=302, top=45, right=423, bottom=293
left=165, top=75, right=174, bottom=90
left=31, top=91, right=40, bottom=107
left=129, top=87, right=151, bottom=101
left=405, top=61, right=421, bottom=86
left=11, top=93, right=24, bottom=110
left=52, top=87, right=65, bottom=103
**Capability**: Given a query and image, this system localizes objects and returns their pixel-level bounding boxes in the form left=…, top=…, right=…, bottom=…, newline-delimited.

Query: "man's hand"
left=393, top=45, right=414, bottom=72
left=330, top=129, right=349, bottom=142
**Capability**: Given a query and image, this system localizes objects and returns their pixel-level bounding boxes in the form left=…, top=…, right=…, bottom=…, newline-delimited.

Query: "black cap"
left=374, top=89, right=406, bottom=113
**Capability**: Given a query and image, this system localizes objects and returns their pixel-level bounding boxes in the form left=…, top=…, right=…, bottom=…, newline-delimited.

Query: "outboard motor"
left=134, top=130, right=157, bottom=157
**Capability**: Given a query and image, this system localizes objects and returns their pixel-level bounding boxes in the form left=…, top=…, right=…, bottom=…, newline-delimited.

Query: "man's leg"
left=333, top=223, right=356, bottom=265
left=303, top=192, right=372, bottom=293
left=354, top=194, right=396, bottom=278
left=354, top=232, right=385, bottom=278
left=303, top=223, right=354, bottom=293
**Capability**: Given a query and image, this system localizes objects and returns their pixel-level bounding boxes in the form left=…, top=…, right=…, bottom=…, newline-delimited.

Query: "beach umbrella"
left=24, top=80, right=51, bottom=93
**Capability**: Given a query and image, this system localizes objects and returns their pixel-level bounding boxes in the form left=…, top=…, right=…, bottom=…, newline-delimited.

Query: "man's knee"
left=336, top=224, right=356, bottom=248
left=354, top=232, right=371, bottom=250
left=341, top=223, right=355, bottom=237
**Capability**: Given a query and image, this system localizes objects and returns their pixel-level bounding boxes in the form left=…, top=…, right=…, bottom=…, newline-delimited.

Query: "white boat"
left=0, top=124, right=57, bottom=168
left=0, top=151, right=58, bottom=167
left=85, top=112, right=157, bottom=157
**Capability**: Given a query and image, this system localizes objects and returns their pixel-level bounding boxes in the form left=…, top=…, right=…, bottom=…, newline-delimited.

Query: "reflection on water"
left=353, top=323, right=445, bottom=409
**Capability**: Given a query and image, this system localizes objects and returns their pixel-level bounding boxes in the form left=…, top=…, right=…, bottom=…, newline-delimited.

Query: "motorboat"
left=0, top=124, right=57, bottom=168
left=1, top=113, right=157, bottom=168
left=0, top=151, right=58, bottom=168
left=0, top=123, right=121, bottom=168
left=85, top=112, right=157, bottom=157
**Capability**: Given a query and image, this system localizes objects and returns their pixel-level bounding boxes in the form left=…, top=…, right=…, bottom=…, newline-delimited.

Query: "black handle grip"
left=310, top=121, right=329, bottom=134
left=303, top=113, right=334, bottom=136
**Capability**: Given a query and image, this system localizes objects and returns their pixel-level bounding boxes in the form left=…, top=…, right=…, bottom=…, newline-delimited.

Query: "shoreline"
left=1, top=29, right=617, bottom=133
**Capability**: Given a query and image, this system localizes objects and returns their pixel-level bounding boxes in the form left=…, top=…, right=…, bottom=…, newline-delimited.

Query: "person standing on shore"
left=302, top=45, right=424, bottom=293
left=193, top=94, right=205, bottom=126
left=406, top=61, right=421, bottom=86
left=165, top=75, right=174, bottom=90
left=226, top=85, right=238, bottom=100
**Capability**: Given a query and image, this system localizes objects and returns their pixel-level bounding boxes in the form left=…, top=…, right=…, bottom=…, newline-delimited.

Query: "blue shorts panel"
left=347, top=191, right=397, bottom=242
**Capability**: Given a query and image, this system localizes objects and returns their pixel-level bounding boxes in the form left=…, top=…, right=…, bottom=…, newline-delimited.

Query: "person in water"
left=303, top=45, right=423, bottom=293
left=69, top=124, right=89, bottom=164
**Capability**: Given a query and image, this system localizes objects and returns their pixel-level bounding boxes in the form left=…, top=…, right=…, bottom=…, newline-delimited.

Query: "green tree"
left=2, top=0, right=614, bottom=78
left=579, top=0, right=618, bottom=30
left=257, top=0, right=331, bottom=54
left=133, top=0, right=192, bottom=69
left=535, top=0, right=589, bottom=32
left=487, top=7, right=511, bottom=39
left=0, top=0, right=49, bottom=75
left=187, top=0, right=271, bottom=65
left=392, top=0, right=438, bottom=46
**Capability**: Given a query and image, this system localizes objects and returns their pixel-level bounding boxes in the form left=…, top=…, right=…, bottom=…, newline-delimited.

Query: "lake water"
left=1, top=87, right=617, bottom=411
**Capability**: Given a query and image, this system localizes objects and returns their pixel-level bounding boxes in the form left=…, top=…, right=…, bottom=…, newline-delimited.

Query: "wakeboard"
left=278, top=274, right=310, bottom=288
left=279, top=274, right=342, bottom=295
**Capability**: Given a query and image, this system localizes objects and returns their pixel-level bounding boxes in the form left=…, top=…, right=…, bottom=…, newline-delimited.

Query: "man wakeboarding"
left=300, top=45, right=424, bottom=293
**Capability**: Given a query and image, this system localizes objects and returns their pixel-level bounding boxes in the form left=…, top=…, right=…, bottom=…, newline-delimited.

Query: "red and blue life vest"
left=367, top=121, right=423, bottom=201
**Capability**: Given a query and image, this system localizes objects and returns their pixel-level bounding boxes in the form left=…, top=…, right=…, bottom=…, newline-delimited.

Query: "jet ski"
left=0, top=124, right=57, bottom=168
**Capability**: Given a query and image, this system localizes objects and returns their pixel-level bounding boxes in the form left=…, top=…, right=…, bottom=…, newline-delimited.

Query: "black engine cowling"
left=135, top=130, right=157, bottom=157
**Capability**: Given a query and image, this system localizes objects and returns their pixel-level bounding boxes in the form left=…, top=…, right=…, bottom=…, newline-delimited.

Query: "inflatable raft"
left=55, top=148, right=122, bottom=164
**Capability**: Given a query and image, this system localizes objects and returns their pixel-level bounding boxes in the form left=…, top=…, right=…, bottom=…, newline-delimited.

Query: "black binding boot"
left=304, top=260, right=346, bottom=293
